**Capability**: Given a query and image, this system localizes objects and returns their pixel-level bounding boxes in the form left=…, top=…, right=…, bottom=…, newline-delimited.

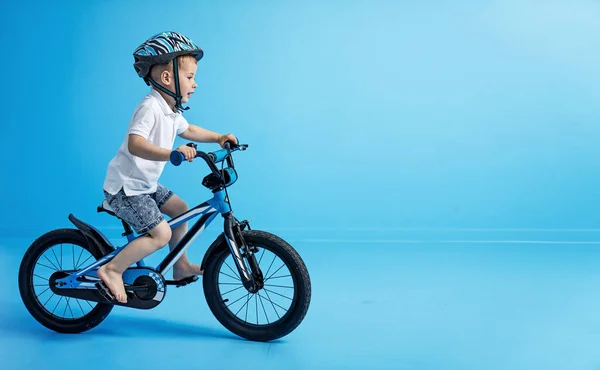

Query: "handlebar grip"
left=170, top=151, right=185, bottom=166
left=223, top=138, right=239, bottom=150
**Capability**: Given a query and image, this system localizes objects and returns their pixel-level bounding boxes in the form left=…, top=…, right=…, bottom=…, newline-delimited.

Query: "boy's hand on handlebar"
left=217, top=134, right=238, bottom=148
left=176, top=144, right=196, bottom=162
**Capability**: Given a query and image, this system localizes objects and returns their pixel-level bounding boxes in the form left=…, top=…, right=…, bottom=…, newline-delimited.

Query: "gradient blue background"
left=2, top=0, right=600, bottom=369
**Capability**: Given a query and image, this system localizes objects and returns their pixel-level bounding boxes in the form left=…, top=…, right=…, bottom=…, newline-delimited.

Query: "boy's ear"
left=160, top=70, right=171, bottom=85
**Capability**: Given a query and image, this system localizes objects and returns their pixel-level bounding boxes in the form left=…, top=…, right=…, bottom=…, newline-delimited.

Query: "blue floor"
left=2, top=231, right=600, bottom=370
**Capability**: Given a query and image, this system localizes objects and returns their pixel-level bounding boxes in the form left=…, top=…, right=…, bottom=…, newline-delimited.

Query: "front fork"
left=223, top=213, right=263, bottom=293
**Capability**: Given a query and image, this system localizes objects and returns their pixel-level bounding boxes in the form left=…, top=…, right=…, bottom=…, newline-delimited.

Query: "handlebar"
left=169, top=141, right=248, bottom=183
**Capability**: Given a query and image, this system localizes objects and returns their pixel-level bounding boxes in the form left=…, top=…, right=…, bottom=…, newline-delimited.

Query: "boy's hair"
left=149, top=54, right=198, bottom=82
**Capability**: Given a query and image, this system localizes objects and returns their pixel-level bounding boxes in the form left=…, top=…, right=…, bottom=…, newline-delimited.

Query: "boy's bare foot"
left=97, top=264, right=127, bottom=303
left=173, top=263, right=203, bottom=281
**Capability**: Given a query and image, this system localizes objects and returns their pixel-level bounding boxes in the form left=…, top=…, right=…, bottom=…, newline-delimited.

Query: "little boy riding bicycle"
left=100, top=31, right=237, bottom=303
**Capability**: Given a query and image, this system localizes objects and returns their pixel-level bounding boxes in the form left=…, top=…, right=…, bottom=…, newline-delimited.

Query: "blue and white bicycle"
left=18, top=142, right=311, bottom=342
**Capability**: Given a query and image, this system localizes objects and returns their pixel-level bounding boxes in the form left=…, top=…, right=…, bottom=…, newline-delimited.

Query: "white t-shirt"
left=103, top=88, right=189, bottom=196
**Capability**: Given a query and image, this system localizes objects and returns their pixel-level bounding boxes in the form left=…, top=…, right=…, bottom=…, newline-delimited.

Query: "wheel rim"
left=216, top=243, right=297, bottom=327
left=31, top=242, right=99, bottom=320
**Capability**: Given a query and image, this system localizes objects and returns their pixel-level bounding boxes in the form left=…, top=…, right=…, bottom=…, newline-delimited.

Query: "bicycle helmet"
left=133, top=31, right=204, bottom=112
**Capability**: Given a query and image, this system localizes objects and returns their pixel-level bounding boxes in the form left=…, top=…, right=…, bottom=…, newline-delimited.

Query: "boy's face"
left=177, top=58, right=198, bottom=104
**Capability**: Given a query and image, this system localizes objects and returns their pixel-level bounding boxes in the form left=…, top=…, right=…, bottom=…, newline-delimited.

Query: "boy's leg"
left=159, top=194, right=203, bottom=280
left=98, top=221, right=172, bottom=303
left=98, top=189, right=171, bottom=303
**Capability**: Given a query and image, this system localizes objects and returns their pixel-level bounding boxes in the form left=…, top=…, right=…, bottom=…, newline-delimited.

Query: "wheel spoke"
left=36, top=287, right=51, bottom=297
left=51, top=248, right=61, bottom=270
left=264, top=284, right=294, bottom=289
left=219, top=271, right=240, bottom=281
left=221, top=285, right=244, bottom=296
left=264, top=274, right=291, bottom=281
left=226, top=293, right=249, bottom=308
left=244, top=293, right=250, bottom=322
left=43, top=255, right=59, bottom=270
left=223, top=261, right=238, bottom=278
left=257, top=293, right=270, bottom=324
left=265, top=264, right=286, bottom=282
left=263, top=255, right=277, bottom=280
left=44, top=293, right=55, bottom=306
left=77, top=255, right=93, bottom=270
left=52, top=296, right=64, bottom=314
left=33, top=274, right=49, bottom=281
left=75, top=247, right=85, bottom=269
left=66, top=298, right=74, bottom=319
left=261, top=292, right=289, bottom=311
left=259, top=292, right=287, bottom=317
left=75, top=298, right=85, bottom=315
left=260, top=290, right=280, bottom=319
left=36, top=262, right=57, bottom=271
left=236, top=293, right=251, bottom=318
left=264, top=288, right=293, bottom=301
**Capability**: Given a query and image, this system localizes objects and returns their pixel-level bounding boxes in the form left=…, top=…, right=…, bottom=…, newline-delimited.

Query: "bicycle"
left=18, top=142, right=311, bottom=342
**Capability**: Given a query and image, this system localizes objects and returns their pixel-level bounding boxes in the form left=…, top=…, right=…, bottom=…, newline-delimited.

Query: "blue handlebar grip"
left=170, top=151, right=185, bottom=166
left=212, top=149, right=229, bottom=163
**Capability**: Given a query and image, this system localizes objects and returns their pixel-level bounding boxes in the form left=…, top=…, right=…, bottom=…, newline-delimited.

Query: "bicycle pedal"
left=166, top=275, right=199, bottom=288
left=96, top=281, right=116, bottom=302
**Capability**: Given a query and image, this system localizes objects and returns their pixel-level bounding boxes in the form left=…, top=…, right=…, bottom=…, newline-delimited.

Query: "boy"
left=99, top=32, right=237, bottom=303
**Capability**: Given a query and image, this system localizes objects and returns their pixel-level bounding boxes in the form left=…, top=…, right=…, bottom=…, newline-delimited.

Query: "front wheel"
left=203, top=230, right=311, bottom=342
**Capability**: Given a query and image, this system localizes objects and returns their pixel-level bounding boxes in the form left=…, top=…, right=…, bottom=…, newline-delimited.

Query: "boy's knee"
left=149, top=221, right=172, bottom=247
left=175, top=201, right=188, bottom=216
left=180, top=202, right=189, bottom=213
left=161, top=197, right=189, bottom=218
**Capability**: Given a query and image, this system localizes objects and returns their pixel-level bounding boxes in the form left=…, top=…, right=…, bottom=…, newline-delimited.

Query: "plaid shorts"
left=103, top=183, right=173, bottom=234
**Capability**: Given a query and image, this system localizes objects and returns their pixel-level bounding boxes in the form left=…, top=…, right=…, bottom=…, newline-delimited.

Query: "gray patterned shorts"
left=104, top=184, right=173, bottom=234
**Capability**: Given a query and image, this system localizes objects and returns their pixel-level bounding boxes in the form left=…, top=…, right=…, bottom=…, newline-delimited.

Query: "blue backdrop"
left=5, top=2, right=600, bottom=370
left=2, top=0, right=600, bottom=240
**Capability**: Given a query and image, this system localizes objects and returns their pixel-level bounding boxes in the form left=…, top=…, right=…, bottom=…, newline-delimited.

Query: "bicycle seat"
left=97, top=200, right=117, bottom=217
left=97, top=200, right=135, bottom=237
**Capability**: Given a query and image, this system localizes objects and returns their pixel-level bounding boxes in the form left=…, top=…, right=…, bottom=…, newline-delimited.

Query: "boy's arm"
left=128, top=134, right=196, bottom=162
left=180, top=124, right=237, bottom=148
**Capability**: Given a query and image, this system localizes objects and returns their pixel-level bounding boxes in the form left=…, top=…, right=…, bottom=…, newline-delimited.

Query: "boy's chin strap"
left=145, top=58, right=189, bottom=113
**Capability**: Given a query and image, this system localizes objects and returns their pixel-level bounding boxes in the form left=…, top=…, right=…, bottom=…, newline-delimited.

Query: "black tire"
left=18, top=228, right=113, bottom=333
left=203, top=230, right=311, bottom=342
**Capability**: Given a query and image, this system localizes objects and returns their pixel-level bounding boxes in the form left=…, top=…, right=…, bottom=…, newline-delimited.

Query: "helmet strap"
left=172, top=57, right=189, bottom=112
left=145, top=57, right=189, bottom=113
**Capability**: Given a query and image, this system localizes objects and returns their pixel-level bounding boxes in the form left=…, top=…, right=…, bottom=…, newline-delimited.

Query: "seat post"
left=120, top=220, right=145, bottom=267
left=121, top=220, right=134, bottom=242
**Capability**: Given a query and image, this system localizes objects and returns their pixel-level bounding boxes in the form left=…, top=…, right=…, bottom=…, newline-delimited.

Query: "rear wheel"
left=18, top=228, right=113, bottom=333
left=203, top=230, right=311, bottom=342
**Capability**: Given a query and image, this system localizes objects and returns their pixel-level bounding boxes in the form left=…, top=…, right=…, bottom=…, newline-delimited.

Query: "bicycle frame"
left=66, top=188, right=252, bottom=285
